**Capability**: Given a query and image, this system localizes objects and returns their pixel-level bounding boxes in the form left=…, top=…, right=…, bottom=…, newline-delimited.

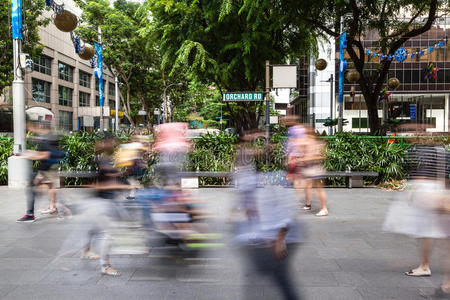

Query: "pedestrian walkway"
left=0, top=187, right=446, bottom=299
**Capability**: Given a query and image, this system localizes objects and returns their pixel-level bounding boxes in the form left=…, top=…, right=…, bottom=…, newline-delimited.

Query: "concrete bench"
left=324, top=171, right=378, bottom=188
left=58, top=171, right=98, bottom=187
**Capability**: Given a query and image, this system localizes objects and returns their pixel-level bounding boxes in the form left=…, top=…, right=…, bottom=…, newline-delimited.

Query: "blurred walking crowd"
left=12, top=118, right=450, bottom=299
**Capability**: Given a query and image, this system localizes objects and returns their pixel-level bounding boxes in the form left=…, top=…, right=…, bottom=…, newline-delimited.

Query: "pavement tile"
left=0, top=285, right=18, bottom=298
left=332, top=271, right=372, bottom=287
left=300, top=286, right=364, bottom=300
left=356, top=286, right=434, bottom=300
left=38, top=269, right=102, bottom=285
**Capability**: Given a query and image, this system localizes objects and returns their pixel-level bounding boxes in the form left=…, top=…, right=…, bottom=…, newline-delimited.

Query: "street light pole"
left=163, top=83, right=182, bottom=123
left=8, top=0, right=30, bottom=187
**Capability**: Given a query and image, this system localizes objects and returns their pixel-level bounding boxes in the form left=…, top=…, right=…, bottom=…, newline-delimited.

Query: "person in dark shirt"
left=17, top=121, right=64, bottom=223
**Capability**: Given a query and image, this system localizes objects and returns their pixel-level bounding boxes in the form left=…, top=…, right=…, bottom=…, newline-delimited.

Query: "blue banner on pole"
left=11, top=0, right=23, bottom=39
left=94, top=43, right=103, bottom=107
left=338, top=32, right=347, bottom=105
left=410, top=104, right=416, bottom=120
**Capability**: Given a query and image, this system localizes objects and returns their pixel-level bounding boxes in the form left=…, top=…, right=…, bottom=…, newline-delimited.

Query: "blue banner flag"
left=94, top=43, right=103, bottom=107
left=11, top=0, right=23, bottom=39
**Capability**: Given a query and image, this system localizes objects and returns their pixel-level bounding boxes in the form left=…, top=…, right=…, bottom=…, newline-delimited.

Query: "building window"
left=108, top=82, right=115, bottom=96
left=58, top=86, right=73, bottom=106
left=95, top=95, right=107, bottom=106
left=79, top=92, right=90, bottom=107
left=95, top=78, right=106, bottom=92
left=33, top=55, right=51, bottom=75
left=352, top=118, right=369, bottom=128
left=79, top=71, right=91, bottom=88
left=58, top=62, right=74, bottom=82
left=32, top=78, right=51, bottom=103
left=59, top=110, right=73, bottom=131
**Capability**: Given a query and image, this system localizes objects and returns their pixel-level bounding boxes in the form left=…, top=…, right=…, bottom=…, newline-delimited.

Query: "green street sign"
left=223, top=92, right=264, bottom=101
left=316, top=119, right=328, bottom=123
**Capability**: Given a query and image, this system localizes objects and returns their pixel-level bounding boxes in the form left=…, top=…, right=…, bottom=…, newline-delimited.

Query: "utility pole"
left=329, top=73, right=334, bottom=135
left=8, top=0, right=30, bottom=187
left=115, top=76, right=119, bottom=131
left=338, top=16, right=346, bottom=132
left=265, top=60, right=270, bottom=142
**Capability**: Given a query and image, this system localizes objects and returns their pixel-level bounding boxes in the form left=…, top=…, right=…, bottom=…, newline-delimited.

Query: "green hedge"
left=0, top=137, right=13, bottom=185
left=1, top=131, right=448, bottom=186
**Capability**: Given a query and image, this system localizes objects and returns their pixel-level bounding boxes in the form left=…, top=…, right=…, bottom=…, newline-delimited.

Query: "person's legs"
left=441, top=239, right=450, bottom=292
left=269, top=246, right=300, bottom=300
left=313, top=180, right=328, bottom=216
left=26, top=172, right=39, bottom=215
left=405, top=238, right=433, bottom=276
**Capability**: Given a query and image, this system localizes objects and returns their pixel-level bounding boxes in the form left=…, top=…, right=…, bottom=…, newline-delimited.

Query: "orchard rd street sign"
left=223, top=92, right=264, bottom=101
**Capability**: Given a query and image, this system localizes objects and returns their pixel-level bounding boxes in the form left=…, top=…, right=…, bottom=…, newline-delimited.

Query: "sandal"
left=101, top=265, right=120, bottom=276
left=404, top=268, right=431, bottom=277
left=302, top=205, right=312, bottom=211
left=81, top=251, right=100, bottom=260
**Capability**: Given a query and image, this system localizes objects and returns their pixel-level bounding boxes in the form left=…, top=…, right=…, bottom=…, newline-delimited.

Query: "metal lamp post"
left=163, top=83, right=183, bottom=123
left=8, top=0, right=31, bottom=187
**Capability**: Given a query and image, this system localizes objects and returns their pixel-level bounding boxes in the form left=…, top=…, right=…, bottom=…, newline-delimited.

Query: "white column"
left=445, top=93, right=449, bottom=132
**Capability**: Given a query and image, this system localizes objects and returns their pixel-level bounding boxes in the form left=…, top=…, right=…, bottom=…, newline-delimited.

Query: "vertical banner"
left=410, top=104, right=417, bottom=120
left=94, top=43, right=103, bottom=107
left=11, top=0, right=23, bottom=39
left=338, top=32, right=347, bottom=105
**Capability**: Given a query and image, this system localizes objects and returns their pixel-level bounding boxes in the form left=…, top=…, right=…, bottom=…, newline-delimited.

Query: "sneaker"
left=302, top=205, right=312, bottom=211
left=16, top=214, right=36, bottom=223
left=40, top=207, right=57, bottom=214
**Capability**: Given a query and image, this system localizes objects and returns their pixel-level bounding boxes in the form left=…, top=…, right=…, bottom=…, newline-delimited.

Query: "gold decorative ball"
left=78, top=44, right=95, bottom=60
left=53, top=10, right=78, bottom=32
left=315, top=59, right=327, bottom=71
left=346, top=69, right=360, bottom=83
left=388, top=77, right=400, bottom=90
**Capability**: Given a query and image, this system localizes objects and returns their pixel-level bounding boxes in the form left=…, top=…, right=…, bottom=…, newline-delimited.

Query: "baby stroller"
left=135, top=188, right=223, bottom=255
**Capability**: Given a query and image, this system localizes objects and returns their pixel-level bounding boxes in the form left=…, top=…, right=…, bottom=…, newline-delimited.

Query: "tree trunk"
left=366, top=95, right=381, bottom=134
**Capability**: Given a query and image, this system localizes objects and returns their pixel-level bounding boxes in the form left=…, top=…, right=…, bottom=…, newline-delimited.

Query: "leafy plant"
left=0, top=137, right=13, bottom=184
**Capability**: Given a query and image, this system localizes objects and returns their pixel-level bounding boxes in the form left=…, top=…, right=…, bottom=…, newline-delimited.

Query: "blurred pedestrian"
left=235, top=172, right=304, bottom=300
left=298, top=127, right=328, bottom=217
left=285, top=117, right=328, bottom=216
left=17, top=121, right=65, bottom=223
left=383, top=143, right=447, bottom=281
left=152, top=122, right=190, bottom=188
left=80, top=134, right=129, bottom=276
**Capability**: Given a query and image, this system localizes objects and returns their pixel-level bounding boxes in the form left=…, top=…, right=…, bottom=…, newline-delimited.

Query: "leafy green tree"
left=275, top=0, right=448, bottom=134
left=0, top=0, right=49, bottom=96
left=75, top=0, right=153, bottom=126
left=144, top=0, right=316, bottom=132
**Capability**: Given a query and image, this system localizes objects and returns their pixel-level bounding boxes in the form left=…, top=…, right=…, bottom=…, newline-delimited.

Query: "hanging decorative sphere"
left=346, top=70, right=360, bottom=83
left=78, top=44, right=95, bottom=60
left=388, top=77, right=400, bottom=89
left=53, top=10, right=78, bottom=32
left=315, top=59, right=327, bottom=71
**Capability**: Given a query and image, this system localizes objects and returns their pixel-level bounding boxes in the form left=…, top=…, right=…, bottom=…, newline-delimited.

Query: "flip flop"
left=101, top=265, right=121, bottom=276
left=404, top=269, right=431, bottom=277
left=81, top=252, right=100, bottom=260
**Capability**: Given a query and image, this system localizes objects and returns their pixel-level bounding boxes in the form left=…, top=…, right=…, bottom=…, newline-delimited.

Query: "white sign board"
left=83, top=115, right=94, bottom=127
left=270, top=116, right=279, bottom=124
left=273, top=65, right=297, bottom=88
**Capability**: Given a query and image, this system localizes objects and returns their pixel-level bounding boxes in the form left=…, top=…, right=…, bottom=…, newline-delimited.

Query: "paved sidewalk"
left=0, top=187, right=446, bottom=299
